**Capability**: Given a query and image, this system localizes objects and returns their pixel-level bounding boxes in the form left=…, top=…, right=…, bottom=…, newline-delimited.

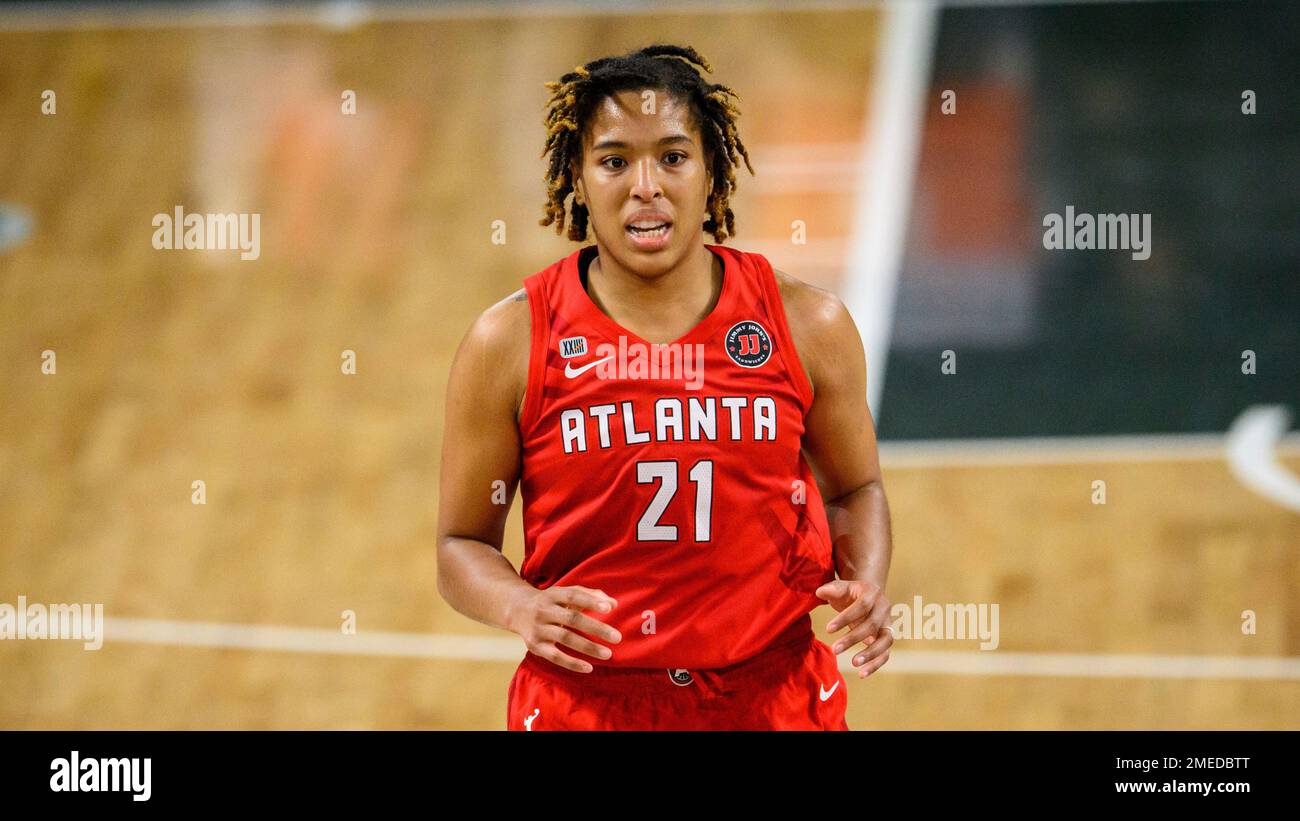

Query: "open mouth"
left=626, top=221, right=672, bottom=238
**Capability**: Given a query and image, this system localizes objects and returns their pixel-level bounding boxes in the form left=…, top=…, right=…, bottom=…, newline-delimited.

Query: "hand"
left=508, top=585, right=622, bottom=673
left=816, top=579, right=893, bottom=678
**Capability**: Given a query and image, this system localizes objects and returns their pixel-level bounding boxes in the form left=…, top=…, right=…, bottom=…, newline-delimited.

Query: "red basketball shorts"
left=506, top=629, right=849, bottom=731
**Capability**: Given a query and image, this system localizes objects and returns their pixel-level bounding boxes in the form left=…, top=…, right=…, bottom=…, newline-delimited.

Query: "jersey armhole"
left=518, top=274, right=549, bottom=436
left=754, top=254, right=815, bottom=411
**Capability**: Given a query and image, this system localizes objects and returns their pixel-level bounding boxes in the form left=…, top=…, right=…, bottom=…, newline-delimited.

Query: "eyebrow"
left=591, top=134, right=695, bottom=151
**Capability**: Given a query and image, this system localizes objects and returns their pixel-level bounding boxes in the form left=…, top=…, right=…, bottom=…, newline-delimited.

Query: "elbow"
left=434, top=535, right=455, bottom=603
left=824, top=477, right=885, bottom=507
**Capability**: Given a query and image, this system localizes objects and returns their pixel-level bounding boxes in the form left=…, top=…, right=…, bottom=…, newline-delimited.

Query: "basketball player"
left=437, top=45, right=893, bottom=730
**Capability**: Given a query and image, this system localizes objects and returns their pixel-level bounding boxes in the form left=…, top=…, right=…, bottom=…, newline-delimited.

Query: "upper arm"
left=436, top=289, right=531, bottom=549
left=775, top=270, right=883, bottom=502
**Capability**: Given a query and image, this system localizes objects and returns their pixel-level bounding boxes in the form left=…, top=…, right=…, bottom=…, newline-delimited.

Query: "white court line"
left=105, top=617, right=524, bottom=661
left=858, top=650, right=1300, bottom=681
left=102, top=618, right=1300, bottom=681
left=879, top=432, right=1300, bottom=468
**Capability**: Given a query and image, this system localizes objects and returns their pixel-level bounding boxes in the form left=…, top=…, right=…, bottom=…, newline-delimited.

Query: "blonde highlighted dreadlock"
left=538, top=44, right=755, bottom=243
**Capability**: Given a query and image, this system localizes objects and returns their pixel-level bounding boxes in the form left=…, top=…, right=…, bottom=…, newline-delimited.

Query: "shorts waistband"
left=519, top=622, right=816, bottom=698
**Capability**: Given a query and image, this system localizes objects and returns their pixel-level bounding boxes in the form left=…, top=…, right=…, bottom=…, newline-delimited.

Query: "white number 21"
left=635, top=460, right=713, bottom=542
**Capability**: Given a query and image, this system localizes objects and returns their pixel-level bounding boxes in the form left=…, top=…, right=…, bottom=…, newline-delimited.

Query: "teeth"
left=628, top=223, right=669, bottom=236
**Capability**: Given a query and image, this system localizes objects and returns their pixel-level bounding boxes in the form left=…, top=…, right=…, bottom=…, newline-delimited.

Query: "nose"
left=629, top=157, right=663, bottom=201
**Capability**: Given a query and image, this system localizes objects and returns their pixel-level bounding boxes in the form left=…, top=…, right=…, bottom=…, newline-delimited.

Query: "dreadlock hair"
left=538, top=44, right=755, bottom=244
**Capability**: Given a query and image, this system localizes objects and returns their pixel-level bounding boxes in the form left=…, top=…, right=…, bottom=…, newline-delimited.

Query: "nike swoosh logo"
left=819, top=681, right=839, bottom=701
left=564, top=354, right=614, bottom=378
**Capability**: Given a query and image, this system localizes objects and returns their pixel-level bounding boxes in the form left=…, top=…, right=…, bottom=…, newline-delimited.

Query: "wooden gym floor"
left=0, top=5, right=1295, bottom=729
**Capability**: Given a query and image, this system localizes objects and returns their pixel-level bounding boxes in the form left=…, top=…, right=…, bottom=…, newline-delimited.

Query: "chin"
left=620, top=242, right=686, bottom=278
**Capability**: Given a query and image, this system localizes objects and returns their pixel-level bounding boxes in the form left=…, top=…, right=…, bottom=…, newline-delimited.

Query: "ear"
left=569, top=157, right=586, bottom=206
left=572, top=165, right=586, bottom=206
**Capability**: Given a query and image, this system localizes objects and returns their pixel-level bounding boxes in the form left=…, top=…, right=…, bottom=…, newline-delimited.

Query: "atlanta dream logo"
left=725, top=320, right=772, bottom=368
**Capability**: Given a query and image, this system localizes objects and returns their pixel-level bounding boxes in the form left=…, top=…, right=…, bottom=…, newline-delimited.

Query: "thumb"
left=815, top=580, right=848, bottom=601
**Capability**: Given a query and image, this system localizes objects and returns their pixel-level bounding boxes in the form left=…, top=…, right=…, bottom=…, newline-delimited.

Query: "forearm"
left=436, top=536, right=537, bottom=633
left=824, top=481, right=892, bottom=590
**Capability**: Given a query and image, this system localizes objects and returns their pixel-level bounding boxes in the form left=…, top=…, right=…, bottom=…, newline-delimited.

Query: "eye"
left=664, top=151, right=687, bottom=165
left=601, top=156, right=626, bottom=170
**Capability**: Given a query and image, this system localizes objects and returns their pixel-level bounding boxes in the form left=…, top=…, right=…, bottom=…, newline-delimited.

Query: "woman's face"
left=573, top=88, right=713, bottom=277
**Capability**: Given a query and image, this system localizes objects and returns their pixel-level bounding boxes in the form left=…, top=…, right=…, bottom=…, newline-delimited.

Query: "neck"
left=585, top=243, right=721, bottom=342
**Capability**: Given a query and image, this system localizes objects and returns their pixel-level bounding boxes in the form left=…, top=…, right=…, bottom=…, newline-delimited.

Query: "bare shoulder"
left=773, top=269, right=846, bottom=331
left=771, top=269, right=863, bottom=395
left=466, top=286, right=530, bottom=350
left=455, top=287, right=531, bottom=422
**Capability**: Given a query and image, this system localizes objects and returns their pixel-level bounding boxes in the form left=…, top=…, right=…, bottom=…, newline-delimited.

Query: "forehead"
left=582, top=88, right=700, bottom=147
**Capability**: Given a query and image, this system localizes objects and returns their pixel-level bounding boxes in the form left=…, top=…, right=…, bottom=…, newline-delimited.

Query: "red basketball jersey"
left=518, top=243, right=835, bottom=669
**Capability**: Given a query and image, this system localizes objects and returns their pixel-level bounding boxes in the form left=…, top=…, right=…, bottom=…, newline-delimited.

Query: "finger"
left=556, top=586, right=617, bottom=614
left=833, top=599, right=892, bottom=654
left=826, top=597, right=878, bottom=646
left=830, top=618, right=878, bottom=655
left=856, top=649, right=891, bottom=678
left=825, top=585, right=879, bottom=633
left=546, top=603, right=623, bottom=645
left=565, top=585, right=618, bottom=608
left=850, top=628, right=894, bottom=668
left=815, top=580, right=847, bottom=601
left=537, top=642, right=594, bottom=674
left=548, top=625, right=614, bottom=662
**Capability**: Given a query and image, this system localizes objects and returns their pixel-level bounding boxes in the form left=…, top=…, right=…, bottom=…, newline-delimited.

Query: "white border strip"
left=841, top=0, right=939, bottom=418
left=0, top=0, right=1204, bottom=33
left=0, top=0, right=891, bottom=32
left=100, top=617, right=1300, bottom=681
left=879, top=431, right=1300, bottom=468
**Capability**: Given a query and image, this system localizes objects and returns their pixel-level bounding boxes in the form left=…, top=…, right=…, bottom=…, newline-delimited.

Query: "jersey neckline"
left=567, top=243, right=738, bottom=349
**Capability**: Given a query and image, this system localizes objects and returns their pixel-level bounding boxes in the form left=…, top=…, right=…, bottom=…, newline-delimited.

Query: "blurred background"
left=0, top=0, right=1296, bottom=729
